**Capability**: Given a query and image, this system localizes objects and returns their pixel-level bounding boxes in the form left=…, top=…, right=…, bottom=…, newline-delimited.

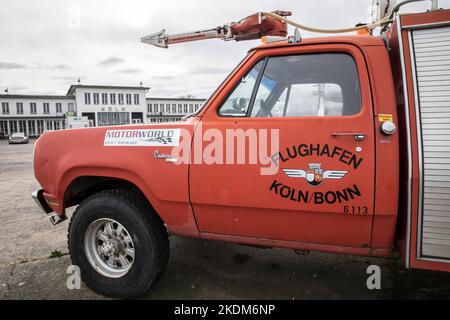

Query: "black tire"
left=68, top=189, right=169, bottom=298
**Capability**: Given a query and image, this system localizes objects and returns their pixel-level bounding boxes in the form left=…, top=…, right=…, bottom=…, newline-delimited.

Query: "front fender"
left=34, top=123, right=199, bottom=238
left=58, top=167, right=199, bottom=237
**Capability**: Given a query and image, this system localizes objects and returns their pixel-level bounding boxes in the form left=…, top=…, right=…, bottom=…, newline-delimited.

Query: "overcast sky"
left=1, top=0, right=448, bottom=98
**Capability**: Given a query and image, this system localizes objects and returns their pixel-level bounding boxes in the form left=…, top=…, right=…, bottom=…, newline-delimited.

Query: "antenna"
left=369, top=0, right=392, bottom=22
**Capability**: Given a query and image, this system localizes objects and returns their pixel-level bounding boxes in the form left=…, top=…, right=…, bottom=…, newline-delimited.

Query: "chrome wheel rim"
left=84, top=218, right=135, bottom=278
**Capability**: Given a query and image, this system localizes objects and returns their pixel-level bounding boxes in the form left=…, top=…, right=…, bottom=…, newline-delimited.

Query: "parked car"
left=9, top=132, right=29, bottom=144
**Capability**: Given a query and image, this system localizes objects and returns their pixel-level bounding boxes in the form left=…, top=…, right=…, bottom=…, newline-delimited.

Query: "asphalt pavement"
left=0, top=139, right=449, bottom=299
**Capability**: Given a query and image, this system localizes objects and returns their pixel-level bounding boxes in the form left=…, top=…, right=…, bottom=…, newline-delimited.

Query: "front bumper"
left=31, top=189, right=66, bottom=225
left=31, top=189, right=53, bottom=214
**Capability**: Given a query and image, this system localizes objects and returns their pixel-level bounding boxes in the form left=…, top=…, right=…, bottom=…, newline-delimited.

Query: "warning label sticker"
left=378, top=114, right=393, bottom=122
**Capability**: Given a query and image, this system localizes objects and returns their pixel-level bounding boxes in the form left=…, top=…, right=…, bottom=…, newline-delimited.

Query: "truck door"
left=190, top=45, right=375, bottom=248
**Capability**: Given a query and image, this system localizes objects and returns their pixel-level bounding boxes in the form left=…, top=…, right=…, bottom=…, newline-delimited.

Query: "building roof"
left=67, top=84, right=150, bottom=96
left=0, top=87, right=203, bottom=102
left=0, top=94, right=74, bottom=100
left=146, top=97, right=206, bottom=102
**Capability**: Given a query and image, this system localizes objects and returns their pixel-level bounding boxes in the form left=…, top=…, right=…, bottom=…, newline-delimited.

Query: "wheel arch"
left=61, top=167, right=163, bottom=223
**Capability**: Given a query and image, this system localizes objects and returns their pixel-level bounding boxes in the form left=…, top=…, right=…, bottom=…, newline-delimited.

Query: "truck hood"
left=33, top=117, right=199, bottom=199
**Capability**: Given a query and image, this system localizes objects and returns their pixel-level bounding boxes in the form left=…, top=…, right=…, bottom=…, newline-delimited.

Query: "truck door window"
left=250, top=53, right=361, bottom=117
left=285, top=83, right=343, bottom=117
left=218, top=60, right=264, bottom=117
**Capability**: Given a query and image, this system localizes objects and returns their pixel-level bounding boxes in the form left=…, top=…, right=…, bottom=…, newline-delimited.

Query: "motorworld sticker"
left=104, top=129, right=180, bottom=147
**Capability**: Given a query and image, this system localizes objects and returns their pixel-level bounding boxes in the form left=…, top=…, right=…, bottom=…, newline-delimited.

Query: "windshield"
left=188, top=52, right=252, bottom=118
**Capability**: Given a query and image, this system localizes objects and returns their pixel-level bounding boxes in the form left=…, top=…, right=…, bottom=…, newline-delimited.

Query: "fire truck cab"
left=190, top=35, right=398, bottom=258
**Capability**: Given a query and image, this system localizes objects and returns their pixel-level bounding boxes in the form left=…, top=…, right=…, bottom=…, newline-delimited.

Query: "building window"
left=134, top=94, right=139, bottom=105
left=68, top=103, right=75, bottom=113
left=97, top=112, right=130, bottom=126
left=28, top=121, right=36, bottom=136
left=84, top=92, right=91, bottom=104
left=178, top=104, right=182, bottom=113
left=2, top=102, right=9, bottom=114
left=29, top=102, right=37, bottom=114
left=56, top=102, right=62, bottom=113
left=93, top=93, right=99, bottom=105
left=172, top=104, right=176, bottom=113
left=0, top=121, right=7, bottom=135
left=195, top=104, right=199, bottom=111
left=189, top=104, right=193, bottom=113
left=147, top=103, right=152, bottom=113
left=43, top=102, right=50, bottom=114
left=110, top=93, right=116, bottom=105
left=154, top=104, right=159, bottom=113
left=36, top=120, right=44, bottom=135
left=118, top=93, right=124, bottom=105
left=160, top=104, right=164, bottom=113
left=166, top=104, right=170, bottom=113
left=183, top=104, right=188, bottom=113
left=102, top=93, right=108, bottom=105
left=16, top=102, right=23, bottom=114
left=18, top=120, right=26, bottom=134
left=126, top=94, right=132, bottom=105
left=10, top=120, right=17, bottom=133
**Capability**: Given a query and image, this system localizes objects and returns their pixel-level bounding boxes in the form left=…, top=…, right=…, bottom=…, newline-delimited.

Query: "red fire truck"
left=32, top=0, right=450, bottom=298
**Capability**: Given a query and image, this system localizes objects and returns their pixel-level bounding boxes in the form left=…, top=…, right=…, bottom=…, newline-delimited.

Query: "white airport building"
left=67, top=85, right=149, bottom=127
left=0, top=94, right=75, bottom=137
left=146, top=97, right=205, bottom=123
left=0, top=85, right=205, bottom=137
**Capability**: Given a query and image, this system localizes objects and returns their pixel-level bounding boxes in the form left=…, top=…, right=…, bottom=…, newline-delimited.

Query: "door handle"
left=332, top=132, right=366, bottom=141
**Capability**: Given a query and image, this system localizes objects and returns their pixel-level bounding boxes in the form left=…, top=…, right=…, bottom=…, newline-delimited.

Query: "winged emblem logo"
left=283, top=163, right=348, bottom=187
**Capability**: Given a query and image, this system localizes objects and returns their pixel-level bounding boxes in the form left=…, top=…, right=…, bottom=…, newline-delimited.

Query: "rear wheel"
left=68, top=189, right=169, bottom=298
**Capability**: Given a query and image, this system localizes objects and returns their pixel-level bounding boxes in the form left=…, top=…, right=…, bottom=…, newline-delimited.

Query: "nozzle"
left=141, top=29, right=168, bottom=48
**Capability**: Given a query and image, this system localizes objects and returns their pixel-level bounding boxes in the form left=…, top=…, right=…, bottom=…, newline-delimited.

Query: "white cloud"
left=0, top=62, right=26, bottom=69
left=0, top=0, right=449, bottom=97
left=96, top=56, right=126, bottom=67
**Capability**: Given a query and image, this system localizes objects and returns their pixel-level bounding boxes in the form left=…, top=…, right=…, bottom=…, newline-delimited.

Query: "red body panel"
left=363, top=45, right=400, bottom=250
left=34, top=36, right=401, bottom=259
left=192, top=44, right=377, bottom=248
left=34, top=119, right=199, bottom=238
left=389, top=10, right=450, bottom=272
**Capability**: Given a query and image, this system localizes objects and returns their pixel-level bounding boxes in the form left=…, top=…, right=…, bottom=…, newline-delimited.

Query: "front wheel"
left=68, top=189, right=169, bottom=298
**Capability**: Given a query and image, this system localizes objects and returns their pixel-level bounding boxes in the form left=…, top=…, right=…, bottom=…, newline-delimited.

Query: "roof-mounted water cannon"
left=141, top=10, right=292, bottom=48
left=141, top=1, right=446, bottom=50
